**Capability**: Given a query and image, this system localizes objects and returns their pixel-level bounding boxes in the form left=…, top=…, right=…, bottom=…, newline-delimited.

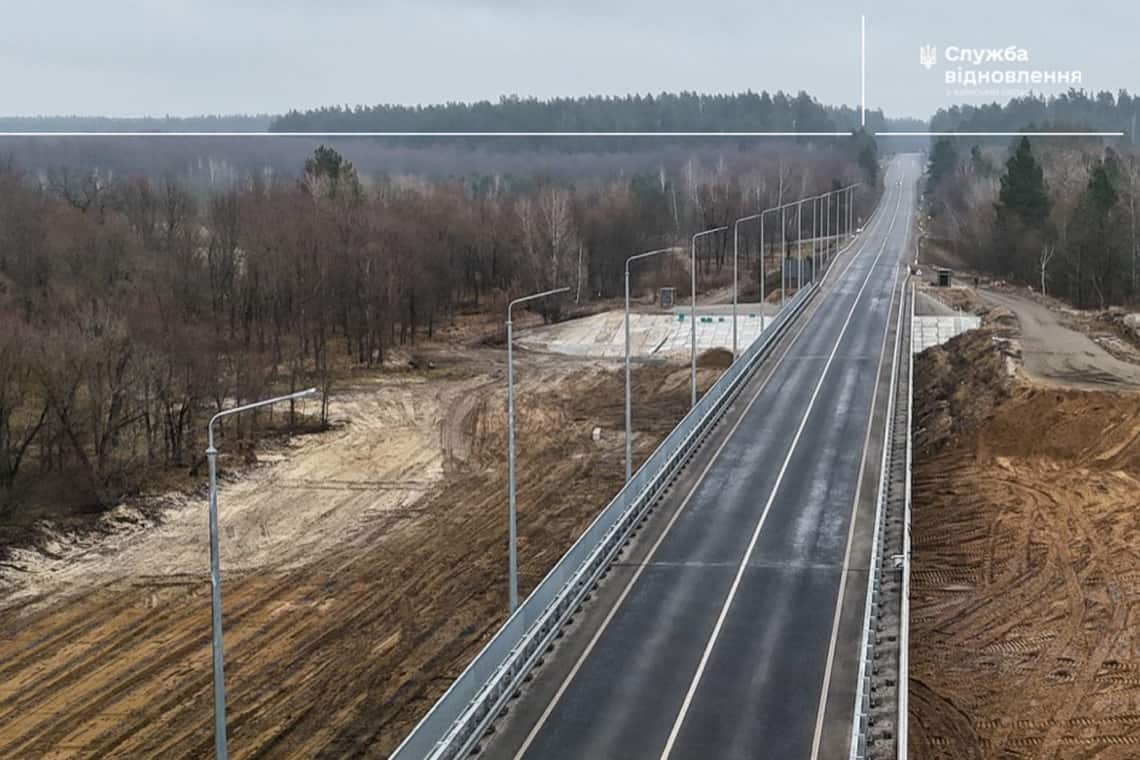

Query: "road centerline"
left=509, top=187, right=897, bottom=760
left=809, top=168, right=914, bottom=759
left=657, top=180, right=904, bottom=760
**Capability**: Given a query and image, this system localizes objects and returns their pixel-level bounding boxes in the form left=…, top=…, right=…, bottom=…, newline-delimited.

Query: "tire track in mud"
left=2, top=455, right=483, bottom=757
left=103, top=489, right=520, bottom=757
left=0, top=373, right=493, bottom=756
left=2, top=559, right=357, bottom=754
left=910, top=329, right=1140, bottom=759
left=0, top=362, right=706, bottom=758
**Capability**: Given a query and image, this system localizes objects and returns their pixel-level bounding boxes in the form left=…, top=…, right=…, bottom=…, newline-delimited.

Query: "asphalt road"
left=487, top=156, right=920, bottom=760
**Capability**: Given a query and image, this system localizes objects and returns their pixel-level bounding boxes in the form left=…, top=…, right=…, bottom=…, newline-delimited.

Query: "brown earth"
left=697, top=347, right=735, bottom=369
left=918, top=283, right=987, bottom=315
left=0, top=349, right=719, bottom=758
left=909, top=326, right=1140, bottom=759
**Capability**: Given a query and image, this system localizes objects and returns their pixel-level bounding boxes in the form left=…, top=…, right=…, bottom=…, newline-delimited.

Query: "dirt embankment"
left=0, top=353, right=718, bottom=758
left=697, top=347, right=735, bottom=369
left=909, top=327, right=1140, bottom=759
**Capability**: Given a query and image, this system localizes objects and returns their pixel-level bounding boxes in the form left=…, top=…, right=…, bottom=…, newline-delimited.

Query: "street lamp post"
left=839, top=184, right=848, bottom=238
left=836, top=189, right=841, bottom=251
left=759, top=209, right=772, bottom=312
left=818, top=192, right=828, bottom=280
left=842, top=186, right=847, bottom=240
left=848, top=186, right=854, bottom=237
left=780, top=205, right=787, bottom=308
left=813, top=184, right=860, bottom=272
left=836, top=189, right=841, bottom=253
left=732, top=213, right=764, bottom=360
left=839, top=187, right=845, bottom=242
left=839, top=187, right=845, bottom=246
left=848, top=184, right=857, bottom=238
left=808, top=196, right=814, bottom=283
left=506, top=286, right=569, bottom=613
left=205, top=386, right=320, bottom=760
left=759, top=200, right=798, bottom=317
left=813, top=195, right=821, bottom=282
left=825, top=191, right=832, bottom=266
left=826, top=192, right=834, bottom=264
left=624, top=248, right=675, bottom=482
left=839, top=185, right=848, bottom=242
left=796, top=200, right=804, bottom=292
left=732, top=221, right=739, bottom=359
left=690, top=227, right=727, bottom=408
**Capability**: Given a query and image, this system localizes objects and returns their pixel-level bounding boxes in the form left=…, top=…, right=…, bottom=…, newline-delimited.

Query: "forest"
left=271, top=91, right=894, bottom=139
left=0, top=91, right=911, bottom=186
left=0, top=137, right=878, bottom=521
left=0, top=114, right=273, bottom=133
left=925, top=134, right=1139, bottom=309
left=929, top=89, right=1140, bottom=140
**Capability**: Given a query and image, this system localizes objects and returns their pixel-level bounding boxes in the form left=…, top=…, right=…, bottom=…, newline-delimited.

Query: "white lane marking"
left=510, top=184, right=899, bottom=760
left=809, top=205, right=909, bottom=759
left=511, top=296, right=812, bottom=759
left=811, top=170, right=919, bottom=760
left=658, top=178, right=905, bottom=760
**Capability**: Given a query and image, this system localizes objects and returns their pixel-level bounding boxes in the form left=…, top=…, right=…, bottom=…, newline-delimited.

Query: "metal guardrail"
left=897, top=283, right=915, bottom=759
left=852, top=264, right=912, bottom=756
left=390, top=285, right=819, bottom=760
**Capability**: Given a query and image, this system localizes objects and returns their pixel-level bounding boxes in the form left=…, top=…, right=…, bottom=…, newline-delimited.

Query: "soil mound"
left=696, top=347, right=734, bottom=369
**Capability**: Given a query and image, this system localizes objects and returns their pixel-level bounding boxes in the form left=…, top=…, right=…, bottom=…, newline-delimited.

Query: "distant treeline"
left=0, top=137, right=882, bottom=190
left=270, top=91, right=894, bottom=141
left=0, top=91, right=911, bottom=185
left=0, top=115, right=274, bottom=133
left=930, top=90, right=1140, bottom=142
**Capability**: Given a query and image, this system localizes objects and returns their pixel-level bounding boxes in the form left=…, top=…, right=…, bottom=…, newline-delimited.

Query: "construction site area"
left=0, top=305, right=734, bottom=758
left=7, top=269, right=1140, bottom=759
left=909, top=280, right=1140, bottom=759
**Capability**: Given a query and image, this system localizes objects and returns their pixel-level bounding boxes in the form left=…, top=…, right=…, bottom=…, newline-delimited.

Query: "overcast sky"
left=1, top=0, right=1135, bottom=120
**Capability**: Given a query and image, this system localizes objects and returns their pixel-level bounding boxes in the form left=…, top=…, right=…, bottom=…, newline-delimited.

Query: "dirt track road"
left=0, top=354, right=717, bottom=758
left=978, top=288, right=1140, bottom=389
left=1, top=373, right=485, bottom=611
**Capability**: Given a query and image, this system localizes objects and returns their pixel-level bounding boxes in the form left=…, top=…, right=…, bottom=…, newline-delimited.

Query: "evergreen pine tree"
left=996, top=137, right=1050, bottom=230
left=993, top=137, right=1051, bottom=281
left=925, top=138, right=958, bottom=194
left=1067, top=153, right=1121, bottom=307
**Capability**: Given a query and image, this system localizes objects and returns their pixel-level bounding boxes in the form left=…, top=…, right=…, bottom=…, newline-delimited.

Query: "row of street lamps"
left=623, top=183, right=861, bottom=484
left=499, top=185, right=866, bottom=609
left=202, top=182, right=861, bottom=759
left=690, top=227, right=729, bottom=408
left=204, top=287, right=578, bottom=759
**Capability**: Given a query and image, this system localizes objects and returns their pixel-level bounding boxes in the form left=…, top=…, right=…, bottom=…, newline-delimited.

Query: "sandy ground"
left=0, top=372, right=490, bottom=610
left=909, top=313, right=1140, bottom=759
left=0, top=345, right=720, bottom=758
